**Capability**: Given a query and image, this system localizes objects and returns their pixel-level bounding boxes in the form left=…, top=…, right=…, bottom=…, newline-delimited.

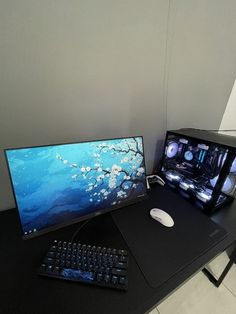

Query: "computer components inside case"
left=160, top=129, right=236, bottom=214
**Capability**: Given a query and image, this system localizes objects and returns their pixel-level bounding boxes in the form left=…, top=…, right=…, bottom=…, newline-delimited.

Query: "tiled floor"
left=148, top=251, right=236, bottom=314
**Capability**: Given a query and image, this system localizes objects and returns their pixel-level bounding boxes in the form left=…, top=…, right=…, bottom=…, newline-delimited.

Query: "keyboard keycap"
left=111, top=275, right=118, bottom=284
left=115, top=262, right=127, bottom=269
left=104, top=274, right=110, bottom=283
left=44, top=257, right=54, bottom=264
left=39, top=264, right=46, bottom=272
left=53, top=267, right=60, bottom=275
left=47, top=265, right=53, bottom=272
left=97, top=273, right=103, bottom=282
left=118, top=249, right=128, bottom=256
left=47, top=251, right=55, bottom=258
left=119, top=276, right=127, bottom=285
left=119, top=255, right=128, bottom=262
left=61, top=268, right=95, bottom=282
left=111, top=268, right=127, bottom=276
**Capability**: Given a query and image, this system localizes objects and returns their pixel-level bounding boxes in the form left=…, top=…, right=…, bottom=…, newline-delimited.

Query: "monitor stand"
left=69, top=212, right=129, bottom=250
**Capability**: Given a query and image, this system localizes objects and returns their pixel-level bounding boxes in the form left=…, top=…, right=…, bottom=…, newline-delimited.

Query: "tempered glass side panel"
left=219, top=157, right=236, bottom=198
left=161, top=133, right=229, bottom=207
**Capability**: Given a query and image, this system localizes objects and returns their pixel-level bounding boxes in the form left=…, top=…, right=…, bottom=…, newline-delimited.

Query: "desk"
left=1, top=185, right=236, bottom=314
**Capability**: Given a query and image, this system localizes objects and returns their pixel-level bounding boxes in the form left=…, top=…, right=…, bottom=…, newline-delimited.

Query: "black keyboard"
left=39, top=240, right=129, bottom=291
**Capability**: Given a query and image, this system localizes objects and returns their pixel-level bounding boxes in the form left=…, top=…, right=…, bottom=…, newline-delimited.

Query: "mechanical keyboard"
left=39, top=240, right=129, bottom=291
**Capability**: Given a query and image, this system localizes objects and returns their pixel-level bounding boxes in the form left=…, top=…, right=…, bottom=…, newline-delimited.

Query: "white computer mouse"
left=150, top=208, right=174, bottom=227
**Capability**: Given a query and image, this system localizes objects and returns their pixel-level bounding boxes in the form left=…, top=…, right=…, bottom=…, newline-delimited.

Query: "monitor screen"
left=5, top=136, right=147, bottom=239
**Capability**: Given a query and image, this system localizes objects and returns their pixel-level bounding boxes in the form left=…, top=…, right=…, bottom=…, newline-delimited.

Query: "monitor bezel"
left=4, top=136, right=148, bottom=240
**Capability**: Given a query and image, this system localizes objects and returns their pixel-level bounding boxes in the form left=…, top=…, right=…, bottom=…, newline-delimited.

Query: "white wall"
left=0, top=0, right=169, bottom=210
left=166, top=0, right=236, bottom=130
left=1, top=1, right=236, bottom=212
left=220, top=79, right=236, bottom=130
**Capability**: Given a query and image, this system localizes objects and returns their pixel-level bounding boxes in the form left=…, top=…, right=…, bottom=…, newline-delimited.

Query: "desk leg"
left=202, top=246, right=236, bottom=287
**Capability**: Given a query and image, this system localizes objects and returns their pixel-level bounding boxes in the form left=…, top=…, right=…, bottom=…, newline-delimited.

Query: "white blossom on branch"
left=55, top=137, right=146, bottom=206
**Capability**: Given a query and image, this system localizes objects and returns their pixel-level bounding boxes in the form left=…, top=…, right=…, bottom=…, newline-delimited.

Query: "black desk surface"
left=1, top=185, right=236, bottom=314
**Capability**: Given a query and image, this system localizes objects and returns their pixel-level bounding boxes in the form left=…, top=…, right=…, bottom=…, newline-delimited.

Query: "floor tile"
left=206, top=251, right=236, bottom=296
left=158, top=271, right=236, bottom=314
left=148, top=307, right=159, bottom=314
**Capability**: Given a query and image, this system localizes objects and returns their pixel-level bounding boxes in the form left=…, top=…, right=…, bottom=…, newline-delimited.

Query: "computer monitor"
left=5, top=136, right=147, bottom=239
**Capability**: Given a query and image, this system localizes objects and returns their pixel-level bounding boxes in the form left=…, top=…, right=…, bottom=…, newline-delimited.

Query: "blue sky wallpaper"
left=6, top=137, right=146, bottom=236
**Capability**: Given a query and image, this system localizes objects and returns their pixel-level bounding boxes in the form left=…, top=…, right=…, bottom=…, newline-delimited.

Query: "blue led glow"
left=184, top=151, right=193, bottom=161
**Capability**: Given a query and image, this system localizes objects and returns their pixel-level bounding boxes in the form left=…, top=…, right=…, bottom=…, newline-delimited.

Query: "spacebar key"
left=111, top=268, right=127, bottom=276
left=61, top=268, right=95, bottom=281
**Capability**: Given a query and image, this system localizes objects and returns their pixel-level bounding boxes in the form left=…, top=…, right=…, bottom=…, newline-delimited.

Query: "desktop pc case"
left=159, top=129, right=236, bottom=214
